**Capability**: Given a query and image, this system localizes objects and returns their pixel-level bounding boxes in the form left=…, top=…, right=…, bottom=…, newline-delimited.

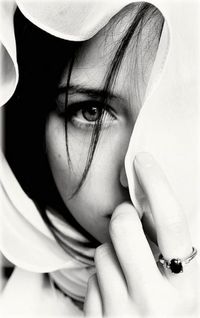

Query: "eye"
left=82, top=105, right=101, bottom=122
left=65, top=101, right=116, bottom=129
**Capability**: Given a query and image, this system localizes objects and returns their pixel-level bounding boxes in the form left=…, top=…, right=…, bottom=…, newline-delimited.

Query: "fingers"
left=84, top=274, right=102, bottom=317
left=134, top=152, right=192, bottom=260
left=134, top=152, right=198, bottom=293
left=95, top=242, right=128, bottom=314
left=109, top=202, right=162, bottom=297
left=94, top=243, right=138, bottom=316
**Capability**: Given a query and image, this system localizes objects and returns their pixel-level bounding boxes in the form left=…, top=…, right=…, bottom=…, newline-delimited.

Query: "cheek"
left=45, top=113, right=131, bottom=242
left=45, top=113, right=90, bottom=197
left=46, top=113, right=128, bottom=192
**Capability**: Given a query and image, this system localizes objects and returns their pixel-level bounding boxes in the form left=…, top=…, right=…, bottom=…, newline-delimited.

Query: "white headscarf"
left=0, top=0, right=199, bottom=300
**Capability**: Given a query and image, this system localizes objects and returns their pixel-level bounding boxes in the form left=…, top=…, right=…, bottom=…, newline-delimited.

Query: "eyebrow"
left=58, top=84, right=120, bottom=101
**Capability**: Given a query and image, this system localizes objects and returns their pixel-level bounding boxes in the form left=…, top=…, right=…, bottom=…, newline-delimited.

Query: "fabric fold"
left=0, top=0, right=199, bottom=303
left=0, top=0, right=18, bottom=106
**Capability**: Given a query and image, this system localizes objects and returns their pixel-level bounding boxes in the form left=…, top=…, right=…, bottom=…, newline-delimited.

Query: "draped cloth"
left=0, top=0, right=199, bottom=307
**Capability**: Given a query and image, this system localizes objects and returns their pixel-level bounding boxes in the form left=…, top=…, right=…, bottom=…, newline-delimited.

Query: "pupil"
left=82, top=106, right=100, bottom=122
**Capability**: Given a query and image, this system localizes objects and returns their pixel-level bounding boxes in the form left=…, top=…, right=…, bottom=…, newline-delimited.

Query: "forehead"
left=74, top=5, right=139, bottom=68
left=60, top=3, right=161, bottom=107
left=72, top=6, right=139, bottom=82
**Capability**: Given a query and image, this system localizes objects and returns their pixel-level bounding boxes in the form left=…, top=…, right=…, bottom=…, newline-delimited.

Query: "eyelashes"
left=58, top=100, right=117, bottom=130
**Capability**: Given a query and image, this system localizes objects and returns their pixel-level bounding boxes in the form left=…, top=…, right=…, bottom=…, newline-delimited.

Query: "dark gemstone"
left=169, top=259, right=183, bottom=274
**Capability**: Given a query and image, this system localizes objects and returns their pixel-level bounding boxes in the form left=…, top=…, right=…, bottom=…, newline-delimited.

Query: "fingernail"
left=134, top=152, right=154, bottom=168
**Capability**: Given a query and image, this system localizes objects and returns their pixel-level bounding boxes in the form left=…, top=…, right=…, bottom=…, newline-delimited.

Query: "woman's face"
left=46, top=8, right=159, bottom=243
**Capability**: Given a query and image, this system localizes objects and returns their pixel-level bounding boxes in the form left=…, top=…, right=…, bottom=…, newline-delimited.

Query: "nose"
left=120, top=164, right=128, bottom=188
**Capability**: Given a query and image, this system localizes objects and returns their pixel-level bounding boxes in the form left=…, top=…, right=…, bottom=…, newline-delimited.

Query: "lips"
left=106, top=214, right=112, bottom=219
left=105, top=198, right=133, bottom=220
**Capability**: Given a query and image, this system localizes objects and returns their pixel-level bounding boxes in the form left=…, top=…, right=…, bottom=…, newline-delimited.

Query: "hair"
left=3, top=3, right=164, bottom=254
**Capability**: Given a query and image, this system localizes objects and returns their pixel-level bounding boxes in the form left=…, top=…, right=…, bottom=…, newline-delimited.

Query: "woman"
left=0, top=0, right=199, bottom=316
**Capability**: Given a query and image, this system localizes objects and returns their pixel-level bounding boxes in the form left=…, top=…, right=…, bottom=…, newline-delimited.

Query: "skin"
left=45, top=6, right=157, bottom=243
left=45, top=5, right=199, bottom=316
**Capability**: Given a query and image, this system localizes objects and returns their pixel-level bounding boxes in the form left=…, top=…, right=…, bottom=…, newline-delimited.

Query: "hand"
left=84, top=153, right=199, bottom=317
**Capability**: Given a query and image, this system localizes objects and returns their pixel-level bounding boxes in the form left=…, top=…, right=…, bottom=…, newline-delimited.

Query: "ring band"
left=158, top=247, right=197, bottom=274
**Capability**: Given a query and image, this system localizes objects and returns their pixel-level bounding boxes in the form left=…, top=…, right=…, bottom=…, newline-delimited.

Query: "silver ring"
left=158, top=247, right=197, bottom=274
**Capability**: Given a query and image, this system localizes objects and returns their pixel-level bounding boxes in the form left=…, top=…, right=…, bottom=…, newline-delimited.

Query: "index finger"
left=134, top=152, right=193, bottom=265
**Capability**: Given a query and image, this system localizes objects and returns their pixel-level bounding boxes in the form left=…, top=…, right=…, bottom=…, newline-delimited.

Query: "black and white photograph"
left=0, top=0, right=199, bottom=316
